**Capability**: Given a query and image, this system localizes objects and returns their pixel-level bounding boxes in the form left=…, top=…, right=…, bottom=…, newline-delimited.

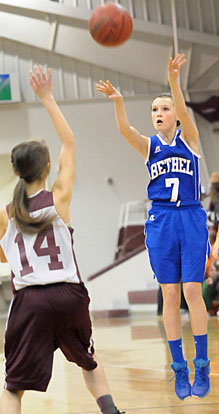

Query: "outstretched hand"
left=29, top=65, right=52, bottom=101
left=96, top=80, right=122, bottom=101
left=168, top=54, right=186, bottom=84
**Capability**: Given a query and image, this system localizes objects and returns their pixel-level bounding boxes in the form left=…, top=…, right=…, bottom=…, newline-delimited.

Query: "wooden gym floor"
left=0, top=310, right=218, bottom=414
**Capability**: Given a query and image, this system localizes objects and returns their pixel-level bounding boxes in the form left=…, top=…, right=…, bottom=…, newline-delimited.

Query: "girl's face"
left=151, top=97, right=177, bottom=133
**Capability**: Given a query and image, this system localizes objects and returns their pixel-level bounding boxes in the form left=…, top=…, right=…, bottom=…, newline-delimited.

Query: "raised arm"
left=29, top=66, right=75, bottom=220
left=168, top=54, right=199, bottom=154
left=96, top=80, right=149, bottom=160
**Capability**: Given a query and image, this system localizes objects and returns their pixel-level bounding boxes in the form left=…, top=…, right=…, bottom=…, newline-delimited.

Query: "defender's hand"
left=29, top=65, right=52, bottom=101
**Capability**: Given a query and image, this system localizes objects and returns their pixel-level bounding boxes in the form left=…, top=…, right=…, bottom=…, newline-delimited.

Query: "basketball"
left=88, top=3, right=133, bottom=47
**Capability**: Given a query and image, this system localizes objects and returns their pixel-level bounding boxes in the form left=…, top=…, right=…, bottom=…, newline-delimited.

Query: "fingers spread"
left=96, top=79, right=115, bottom=97
left=96, top=84, right=107, bottom=91
left=169, top=54, right=187, bottom=74
left=47, top=68, right=52, bottom=82
left=173, top=54, right=186, bottom=66
left=98, top=80, right=108, bottom=88
left=33, top=64, right=42, bottom=82
left=168, top=56, right=173, bottom=68
left=106, top=80, right=113, bottom=88
left=29, top=76, right=37, bottom=91
left=39, top=65, right=47, bottom=81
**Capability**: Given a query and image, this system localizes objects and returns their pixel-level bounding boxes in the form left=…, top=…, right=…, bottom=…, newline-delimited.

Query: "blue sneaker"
left=192, top=358, right=211, bottom=398
left=170, top=361, right=192, bottom=400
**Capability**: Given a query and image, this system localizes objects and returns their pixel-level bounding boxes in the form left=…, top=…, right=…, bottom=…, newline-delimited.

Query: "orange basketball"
left=89, top=3, right=133, bottom=47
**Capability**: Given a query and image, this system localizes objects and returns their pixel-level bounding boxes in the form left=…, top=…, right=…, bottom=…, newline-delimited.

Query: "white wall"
left=0, top=97, right=149, bottom=279
left=197, top=113, right=219, bottom=177
left=0, top=97, right=217, bottom=280
left=88, top=250, right=156, bottom=312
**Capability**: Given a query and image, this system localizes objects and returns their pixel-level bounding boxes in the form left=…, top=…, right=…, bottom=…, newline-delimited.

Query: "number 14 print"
left=15, top=226, right=63, bottom=277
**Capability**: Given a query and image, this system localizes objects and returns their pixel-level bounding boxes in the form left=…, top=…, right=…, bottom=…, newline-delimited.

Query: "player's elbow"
left=119, top=125, right=132, bottom=139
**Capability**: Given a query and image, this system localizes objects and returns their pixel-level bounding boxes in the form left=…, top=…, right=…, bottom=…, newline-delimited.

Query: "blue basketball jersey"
left=145, top=129, right=200, bottom=203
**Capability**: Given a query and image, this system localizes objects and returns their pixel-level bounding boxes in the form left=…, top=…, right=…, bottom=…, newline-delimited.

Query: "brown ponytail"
left=9, top=140, right=54, bottom=233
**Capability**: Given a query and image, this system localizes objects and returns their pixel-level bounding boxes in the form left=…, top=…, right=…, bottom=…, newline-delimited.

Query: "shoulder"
left=148, top=133, right=160, bottom=146
left=0, top=208, right=9, bottom=240
left=0, top=208, right=8, bottom=224
left=52, top=190, right=71, bottom=224
left=180, top=128, right=199, bottom=155
left=178, top=131, right=200, bottom=158
left=149, top=133, right=158, bottom=140
left=145, top=134, right=160, bottom=161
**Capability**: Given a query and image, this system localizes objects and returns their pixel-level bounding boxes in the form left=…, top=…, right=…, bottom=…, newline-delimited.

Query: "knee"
left=17, top=391, right=24, bottom=399
left=162, top=285, right=181, bottom=308
left=9, top=390, right=24, bottom=400
left=183, top=283, right=201, bottom=304
left=0, top=389, right=24, bottom=404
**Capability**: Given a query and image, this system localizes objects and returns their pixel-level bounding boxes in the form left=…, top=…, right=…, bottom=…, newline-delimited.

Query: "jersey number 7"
left=165, top=178, right=179, bottom=202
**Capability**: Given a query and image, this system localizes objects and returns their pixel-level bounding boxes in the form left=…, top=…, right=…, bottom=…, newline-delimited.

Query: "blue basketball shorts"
left=145, top=204, right=210, bottom=284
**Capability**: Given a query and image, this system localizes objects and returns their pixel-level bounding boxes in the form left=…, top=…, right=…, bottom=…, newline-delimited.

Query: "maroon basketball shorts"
left=4, top=282, right=97, bottom=392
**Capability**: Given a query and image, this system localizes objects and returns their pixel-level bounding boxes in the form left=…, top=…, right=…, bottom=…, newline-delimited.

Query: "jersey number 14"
left=15, top=226, right=64, bottom=277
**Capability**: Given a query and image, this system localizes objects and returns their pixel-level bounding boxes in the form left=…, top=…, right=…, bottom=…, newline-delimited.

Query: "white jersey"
left=0, top=190, right=81, bottom=291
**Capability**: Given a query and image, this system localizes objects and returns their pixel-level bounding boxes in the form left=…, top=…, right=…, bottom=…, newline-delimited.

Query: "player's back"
left=0, top=190, right=81, bottom=291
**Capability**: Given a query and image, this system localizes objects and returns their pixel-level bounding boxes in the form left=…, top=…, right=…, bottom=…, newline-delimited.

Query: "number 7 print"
left=165, top=178, right=179, bottom=202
